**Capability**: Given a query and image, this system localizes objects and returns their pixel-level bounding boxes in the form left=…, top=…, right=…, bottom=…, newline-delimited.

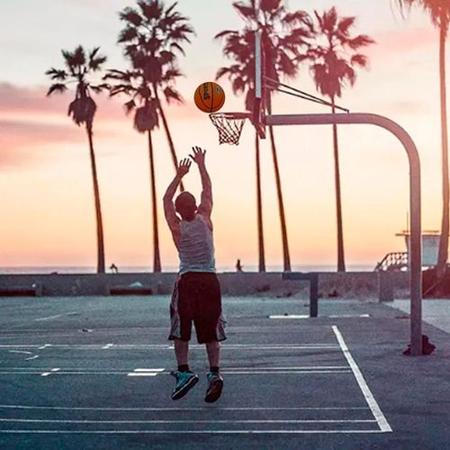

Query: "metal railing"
left=375, top=252, right=408, bottom=272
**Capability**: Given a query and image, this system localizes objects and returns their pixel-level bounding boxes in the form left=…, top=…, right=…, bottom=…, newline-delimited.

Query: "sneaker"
left=170, top=370, right=199, bottom=400
left=205, top=371, right=223, bottom=403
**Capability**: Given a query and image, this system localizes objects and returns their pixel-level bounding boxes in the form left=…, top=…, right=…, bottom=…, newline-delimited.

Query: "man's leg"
left=206, top=341, right=220, bottom=369
left=205, top=341, right=223, bottom=403
left=171, top=339, right=198, bottom=400
left=174, top=339, right=189, bottom=369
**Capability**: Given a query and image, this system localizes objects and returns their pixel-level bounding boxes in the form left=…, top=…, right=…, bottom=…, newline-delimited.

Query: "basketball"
left=194, top=82, right=225, bottom=113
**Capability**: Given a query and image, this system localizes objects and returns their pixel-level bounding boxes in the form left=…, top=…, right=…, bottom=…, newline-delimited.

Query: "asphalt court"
left=0, top=296, right=448, bottom=449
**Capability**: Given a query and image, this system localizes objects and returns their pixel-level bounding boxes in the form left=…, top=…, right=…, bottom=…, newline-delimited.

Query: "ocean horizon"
left=0, top=265, right=375, bottom=274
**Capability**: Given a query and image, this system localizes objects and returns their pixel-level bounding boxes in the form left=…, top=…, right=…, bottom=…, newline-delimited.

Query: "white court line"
left=34, top=312, right=78, bottom=322
left=25, top=355, right=39, bottom=361
left=0, top=370, right=351, bottom=376
left=223, top=366, right=349, bottom=370
left=0, top=418, right=377, bottom=424
left=41, top=368, right=60, bottom=377
left=134, top=368, right=164, bottom=372
left=332, top=325, right=392, bottom=433
left=269, top=314, right=370, bottom=319
left=127, top=373, right=158, bottom=377
left=0, top=430, right=386, bottom=434
left=0, top=405, right=369, bottom=411
left=8, top=350, right=32, bottom=355
left=38, top=344, right=51, bottom=350
left=102, top=344, right=113, bottom=349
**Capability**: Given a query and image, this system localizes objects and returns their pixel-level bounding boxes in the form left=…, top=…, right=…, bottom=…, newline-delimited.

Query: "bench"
left=108, top=285, right=153, bottom=296
left=0, top=283, right=43, bottom=297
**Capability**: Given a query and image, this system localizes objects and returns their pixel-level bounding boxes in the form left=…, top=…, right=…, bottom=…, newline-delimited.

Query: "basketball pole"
left=266, top=112, right=423, bottom=356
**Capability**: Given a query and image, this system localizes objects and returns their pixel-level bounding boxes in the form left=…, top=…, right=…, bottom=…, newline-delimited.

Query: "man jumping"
left=163, top=146, right=226, bottom=403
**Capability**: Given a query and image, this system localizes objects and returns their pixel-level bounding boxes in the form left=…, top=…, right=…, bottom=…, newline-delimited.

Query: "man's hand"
left=177, top=158, right=192, bottom=178
left=190, top=146, right=206, bottom=166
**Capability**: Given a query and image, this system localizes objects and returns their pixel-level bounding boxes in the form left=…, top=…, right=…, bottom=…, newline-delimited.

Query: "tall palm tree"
left=307, top=7, right=374, bottom=272
left=104, top=68, right=161, bottom=272
left=216, top=0, right=312, bottom=272
left=118, top=0, right=194, bottom=193
left=46, top=46, right=108, bottom=273
left=397, top=0, right=450, bottom=277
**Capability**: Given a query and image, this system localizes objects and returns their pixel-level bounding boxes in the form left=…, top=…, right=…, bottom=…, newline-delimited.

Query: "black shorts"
left=168, top=272, right=226, bottom=344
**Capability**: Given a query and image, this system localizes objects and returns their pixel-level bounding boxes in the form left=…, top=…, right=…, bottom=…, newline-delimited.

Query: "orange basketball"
left=194, top=82, right=225, bottom=113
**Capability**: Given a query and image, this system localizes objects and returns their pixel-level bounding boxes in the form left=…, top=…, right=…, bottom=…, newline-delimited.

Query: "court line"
left=269, top=314, right=370, bottom=319
left=0, top=430, right=386, bottom=434
left=0, top=405, right=369, bottom=411
left=34, top=312, right=77, bottom=322
left=332, top=325, right=392, bottom=433
left=0, top=343, right=338, bottom=349
left=0, top=370, right=352, bottom=376
left=0, top=418, right=377, bottom=424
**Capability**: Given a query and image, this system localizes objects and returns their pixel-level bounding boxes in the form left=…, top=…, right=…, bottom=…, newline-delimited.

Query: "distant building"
left=375, top=230, right=441, bottom=271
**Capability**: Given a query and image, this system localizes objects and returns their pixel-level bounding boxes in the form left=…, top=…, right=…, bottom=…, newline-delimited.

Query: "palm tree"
left=104, top=68, right=161, bottom=272
left=118, top=0, right=194, bottom=193
left=216, top=0, right=312, bottom=272
left=397, top=0, right=450, bottom=277
left=46, top=46, right=108, bottom=273
left=307, top=7, right=374, bottom=272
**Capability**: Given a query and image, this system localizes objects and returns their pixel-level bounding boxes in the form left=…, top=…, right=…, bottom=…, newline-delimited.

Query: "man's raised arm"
left=163, top=158, right=191, bottom=233
left=190, top=146, right=212, bottom=217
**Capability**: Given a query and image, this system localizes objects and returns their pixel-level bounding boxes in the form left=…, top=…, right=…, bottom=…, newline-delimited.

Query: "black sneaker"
left=205, top=371, right=223, bottom=403
left=171, top=370, right=199, bottom=400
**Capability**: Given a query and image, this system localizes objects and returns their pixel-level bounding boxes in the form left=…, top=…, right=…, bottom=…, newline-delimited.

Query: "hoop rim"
left=209, top=111, right=251, bottom=120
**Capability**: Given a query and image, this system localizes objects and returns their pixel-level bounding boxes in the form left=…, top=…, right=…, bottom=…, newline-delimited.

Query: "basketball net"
left=209, top=112, right=247, bottom=145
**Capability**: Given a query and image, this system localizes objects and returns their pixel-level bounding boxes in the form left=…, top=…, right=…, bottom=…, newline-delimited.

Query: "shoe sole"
left=205, top=379, right=223, bottom=403
left=171, top=375, right=199, bottom=400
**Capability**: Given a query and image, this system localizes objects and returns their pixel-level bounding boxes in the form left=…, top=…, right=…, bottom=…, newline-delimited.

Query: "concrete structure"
left=0, top=272, right=409, bottom=299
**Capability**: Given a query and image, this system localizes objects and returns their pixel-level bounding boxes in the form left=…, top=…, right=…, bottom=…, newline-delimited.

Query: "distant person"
left=110, top=263, right=118, bottom=274
left=163, top=146, right=225, bottom=403
left=236, top=259, right=243, bottom=272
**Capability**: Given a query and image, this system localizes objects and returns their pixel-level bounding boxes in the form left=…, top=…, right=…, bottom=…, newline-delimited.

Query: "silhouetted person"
left=163, top=146, right=225, bottom=403
left=110, top=263, right=118, bottom=274
left=236, top=259, right=243, bottom=272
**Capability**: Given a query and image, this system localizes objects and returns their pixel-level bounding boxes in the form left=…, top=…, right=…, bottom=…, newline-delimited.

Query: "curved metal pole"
left=266, top=113, right=422, bottom=355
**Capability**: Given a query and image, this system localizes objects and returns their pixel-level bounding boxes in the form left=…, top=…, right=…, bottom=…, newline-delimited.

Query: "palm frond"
left=260, top=0, right=282, bottom=14
left=337, top=16, right=355, bottom=36
left=163, top=86, right=183, bottom=104
left=347, top=34, right=375, bottom=50
left=170, top=42, right=186, bottom=55
left=351, top=54, right=368, bottom=68
left=233, top=2, right=257, bottom=21
left=45, top=68, right=68, bottom=81
left=119, top=7, right=142, bottom=26
left=47, top=83, right=67, bottom=96
left=214, top=30, right=238, bottom=40
left=124, top=99, right=136, bottom=114
left=118, top=26, right=139, bottom=44
left=68, top=96, right=97, bottom=126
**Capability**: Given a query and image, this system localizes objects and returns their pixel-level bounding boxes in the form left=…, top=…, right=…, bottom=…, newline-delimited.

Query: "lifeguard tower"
left=375, top=230, right=440, bottom=271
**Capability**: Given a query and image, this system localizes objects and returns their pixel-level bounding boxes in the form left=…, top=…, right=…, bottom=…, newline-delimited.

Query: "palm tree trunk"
left=437, top=20, right=449, bottom=277
left=86, top=125, right=105, bottom=273
left=331, top=98, right=346, bottom=272
left=148, top=130, right=161, bottom=272
left=255, top=131, right=266, bottom=272
left=266, top=96, right=291, bottom=272
left=154, top=87, right=184, bottom=192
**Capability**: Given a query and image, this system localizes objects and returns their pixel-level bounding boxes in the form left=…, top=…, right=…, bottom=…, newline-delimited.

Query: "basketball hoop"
left=209, top=112, right=248, bottom=145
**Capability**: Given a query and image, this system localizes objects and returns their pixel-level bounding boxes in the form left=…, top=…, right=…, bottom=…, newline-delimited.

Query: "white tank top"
left=178, top=214, right=216, bottom=275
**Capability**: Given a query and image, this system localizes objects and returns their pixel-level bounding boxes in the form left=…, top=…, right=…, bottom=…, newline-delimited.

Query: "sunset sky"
left=0, top=0, right=446, bottom=271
